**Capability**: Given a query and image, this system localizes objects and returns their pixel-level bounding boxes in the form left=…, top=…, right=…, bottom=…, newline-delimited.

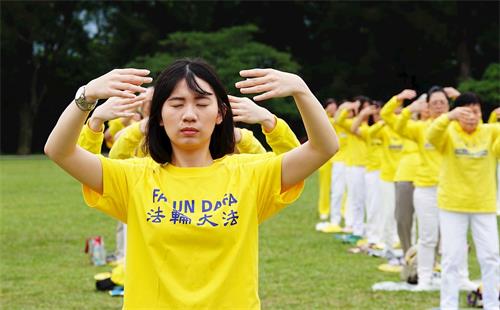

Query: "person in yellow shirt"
left=380, top=89, right=421, bottom=262
left=390, top=86, right=476, bottom=291
left=87, top=94, right=301, bottom=264
left=427, top=92, right=500, bottom=310
left=489, top=107, right=500, bottom=215
left=319, top=100, right=351, bottom=233
left=351, top=102, right=384, bottom=247
left=333, top=99, right=368, bottom=241
left=316, top=98, right=337, bottom=227
left=373, top=100, right=408, bottom=258
left=45, top=58, right=338, bottom=309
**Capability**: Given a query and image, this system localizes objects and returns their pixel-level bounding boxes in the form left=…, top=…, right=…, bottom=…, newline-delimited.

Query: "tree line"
left=1, top=1, right=498, bottom=154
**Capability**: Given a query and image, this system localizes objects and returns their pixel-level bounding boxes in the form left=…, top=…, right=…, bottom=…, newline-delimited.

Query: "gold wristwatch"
left=75, top=85, right=98, bottom=111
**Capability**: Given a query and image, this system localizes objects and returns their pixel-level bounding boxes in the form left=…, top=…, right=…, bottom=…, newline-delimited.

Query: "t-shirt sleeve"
left=252, top=154, right=305, bottom=223
left=82, top=155, right=141, bottom=223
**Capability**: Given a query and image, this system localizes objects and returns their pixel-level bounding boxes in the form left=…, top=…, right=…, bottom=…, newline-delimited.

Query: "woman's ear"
left=216, top=102, right=227, bottom=125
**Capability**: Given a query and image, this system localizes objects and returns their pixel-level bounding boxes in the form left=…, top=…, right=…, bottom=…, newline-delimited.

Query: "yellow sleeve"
left=368, top=121, right=385, bottom=139
left=236, top=128, right=266, bottom=154
left=488, top=111, right=498, bottom=124
left=335, top=109, right=353, bottom=131
left=82, top=156, right=144, bottom=223
left=109, top=122, right=144, bottom=159
left=380, top=96, right=402, bottom=128
left=394, top=108, right=420, bottom=142
left=263, top=117, right=300, bottom=155
left=77, top=123, right=104, bottom=154
left=252, top=154, right=304, bottom=223
left=493, top=135, right=500, bottom=158
left=105, top=119, right=126, bottom=148
left=426, top=114, right=451, bottom=153
left=358, top=124, right=369, bottom=141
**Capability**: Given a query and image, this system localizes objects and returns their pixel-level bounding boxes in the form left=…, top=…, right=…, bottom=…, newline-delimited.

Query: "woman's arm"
left=44, top=69, right=151, bottom=194
left=351, top=105, right=376, bottom=136
left=236, top=69, right=338, bottom=191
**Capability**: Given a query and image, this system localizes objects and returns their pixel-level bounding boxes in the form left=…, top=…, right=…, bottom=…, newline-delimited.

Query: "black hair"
left=144, top=58, right=235, bottom=164
left=323, top=98, right=337, bottom=108
left=353, top=95, right=372, bottom=106
left=367, top=100, right=382, bottom=126
left=453, top=92, right=482, bottom=108
left=427, top=86, right=449, bottom=103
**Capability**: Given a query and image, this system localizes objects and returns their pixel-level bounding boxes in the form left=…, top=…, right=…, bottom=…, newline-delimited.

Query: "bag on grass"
left=85, top=236, right=106, bottom=266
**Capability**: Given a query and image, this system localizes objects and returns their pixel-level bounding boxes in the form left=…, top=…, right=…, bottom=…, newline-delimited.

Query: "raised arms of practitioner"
left=235, top=68, right=339, bottom=191
left=45, top=69, right=152, bottom=194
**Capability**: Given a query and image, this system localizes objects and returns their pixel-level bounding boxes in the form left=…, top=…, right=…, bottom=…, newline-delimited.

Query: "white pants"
left=380, top=181, right=397, bottom=252
left=365, top=170, right=382, bottom=244
left=497, top=162, right=500, bottom=214
left=439, top=210, right=500, bottom=310
left=116, top=221, right=127, bottom=266
left=330, top=162, right=347, bottom=225
left=346, top=166, right=366, bottom=236
left=414, top=187, right=440, bottom=285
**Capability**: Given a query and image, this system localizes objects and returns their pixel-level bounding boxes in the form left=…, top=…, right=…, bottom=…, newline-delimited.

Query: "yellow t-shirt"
left=109, top=122, right=147, bottom=159
left=82, top=154, right=304, bottom=309
left=381, top=96, right=418, bottom=182
left=331, top=118, right=349, bottom=163
left=236, top=128, right=266, bottom=154
left=105, top=119, right=127, bottom=148
left=396, top=109, right=442, bottom=186
left=394, top=139, right=420, bottom=182
left=336, top=110, right=368, bottom=166
left=77, top=123, right=104, bottom=154
left=488, top=111, right=498, bottom=124
left=262, top=117, right=300, bottom=155
left=427, top=115, right=500, bottom=213
left=359, top=123, right=383, bottom=171
left=370, top=122, right=404, bottom=182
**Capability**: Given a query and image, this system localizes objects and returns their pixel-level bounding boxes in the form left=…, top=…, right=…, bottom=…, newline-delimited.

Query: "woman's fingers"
left=116, top=68, right=151, bottom=77
left=233, top=115, right=246, bottom=122
left=253, top=90, right=277, bottom=102
left=239, top=83, right=274, bottom=95
left=239, top=68, right=271, bottom=78
left=119, top=100, right=144, bottom=111
left=119, top=74, right=153, bottom=85
left=114, top=82, right=148, bottom=94
left=235, top=76, right=272, bottom=89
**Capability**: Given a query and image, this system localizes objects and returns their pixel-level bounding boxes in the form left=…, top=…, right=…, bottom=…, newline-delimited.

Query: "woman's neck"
left=170, top=146, right=214, bottom=167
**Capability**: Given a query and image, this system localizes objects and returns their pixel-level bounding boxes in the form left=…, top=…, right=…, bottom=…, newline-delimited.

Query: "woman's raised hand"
left=85, top=68, right=152, bottom=102
left=235, top=69, right=308, bottom=101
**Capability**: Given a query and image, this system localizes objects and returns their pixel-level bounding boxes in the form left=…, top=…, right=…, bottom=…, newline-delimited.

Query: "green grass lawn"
left=0, top=156, right=490, bottom=309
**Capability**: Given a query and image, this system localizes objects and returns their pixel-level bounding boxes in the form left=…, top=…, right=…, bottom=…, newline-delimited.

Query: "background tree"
left=1, top=1, right=498, bottom=153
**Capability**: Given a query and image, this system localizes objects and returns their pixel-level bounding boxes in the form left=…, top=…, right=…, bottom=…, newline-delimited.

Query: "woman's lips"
left=180, top=128, right=199, bottom=136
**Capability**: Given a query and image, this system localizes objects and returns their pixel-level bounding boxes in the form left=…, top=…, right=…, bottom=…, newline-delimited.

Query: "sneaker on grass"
left=319, top=223, right=343, bottom=233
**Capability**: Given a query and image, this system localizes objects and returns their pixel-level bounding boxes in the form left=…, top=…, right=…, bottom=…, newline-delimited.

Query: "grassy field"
left=0, top=156, right=489, bottom=309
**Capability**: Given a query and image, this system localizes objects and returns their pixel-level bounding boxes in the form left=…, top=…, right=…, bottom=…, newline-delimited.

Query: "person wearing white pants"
left=439, top=210, right=499, bottom=310
left=330, top=161, right=348, bottom=226
left=427, top=94, right=500, bottom=310
left=346, top=166, right=366, bottom=237
left=365, top=170, right=383, bottom=244
left=380, top=180, right=397, bottom=255
left=413, top=186, right=439, bottom=288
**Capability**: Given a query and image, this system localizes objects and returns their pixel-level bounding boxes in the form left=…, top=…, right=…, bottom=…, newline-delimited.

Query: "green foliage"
left=458, top=63, right=500, bottom=105
left=127, top=25, right=301, bottom=118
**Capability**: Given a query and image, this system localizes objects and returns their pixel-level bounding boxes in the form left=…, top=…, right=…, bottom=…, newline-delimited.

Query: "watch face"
left=76, top=86, right=85, bottom=100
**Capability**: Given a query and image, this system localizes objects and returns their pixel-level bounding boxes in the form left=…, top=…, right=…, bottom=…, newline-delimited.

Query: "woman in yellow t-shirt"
left=45, top=58, right=338, bottom=309
left=427, top=93, right=500, bottom=310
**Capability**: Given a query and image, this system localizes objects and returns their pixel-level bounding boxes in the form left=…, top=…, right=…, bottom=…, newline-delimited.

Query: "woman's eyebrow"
left=167, top=96, right=185, bottom=101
